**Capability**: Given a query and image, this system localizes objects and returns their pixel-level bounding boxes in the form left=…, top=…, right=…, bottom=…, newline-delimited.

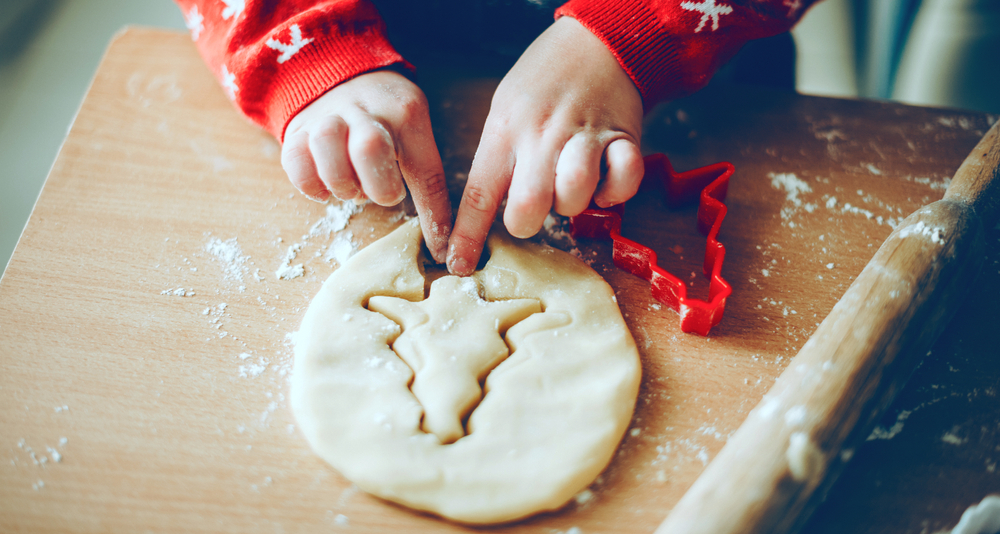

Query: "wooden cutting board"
left=1, top=28, right=997, bottom=534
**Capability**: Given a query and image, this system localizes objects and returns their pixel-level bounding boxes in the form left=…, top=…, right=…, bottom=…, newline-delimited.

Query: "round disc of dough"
left=291, top=219, right=641, bottom=524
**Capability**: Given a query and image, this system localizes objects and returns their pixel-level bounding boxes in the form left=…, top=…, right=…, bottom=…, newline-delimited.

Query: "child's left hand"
left=446, top=16, right=645, bottom=276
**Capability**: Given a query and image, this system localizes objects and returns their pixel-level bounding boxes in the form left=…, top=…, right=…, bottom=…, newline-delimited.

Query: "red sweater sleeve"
left=556, top=0, right=819, bottom=108
left=176, top=0, right=410, bottom=140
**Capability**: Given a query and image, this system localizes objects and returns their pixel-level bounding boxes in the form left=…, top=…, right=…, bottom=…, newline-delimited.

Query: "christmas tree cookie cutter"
left=570, top=154, right=734, bottom=336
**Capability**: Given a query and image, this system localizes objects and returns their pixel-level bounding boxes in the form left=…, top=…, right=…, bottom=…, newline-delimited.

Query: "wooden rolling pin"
left=656, top=120, right=1000, bottom=534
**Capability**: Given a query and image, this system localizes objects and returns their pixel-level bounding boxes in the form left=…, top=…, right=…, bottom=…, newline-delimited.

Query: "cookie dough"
left=291, top=219, right=641, bottom=524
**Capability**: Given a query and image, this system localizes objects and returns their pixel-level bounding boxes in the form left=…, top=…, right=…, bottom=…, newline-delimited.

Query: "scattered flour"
left=204, top=237, right=249, bottom=282
left=899, top=221, right=947, bottom=245
left=309, top=201, right=363, bottom=238
left=942, top=430, right=968, bottom=446
left=161, top=287, right=196, bottom=297
left=276, top=201, right=365, bottom=278
left=574, top=489, right=595, bottom=505
left=325, top=231, right=357, bottom=265
left=867, top=410, right=911, bottom=441
left=275, top=242, right=305, bottom=280
left=239, top=358, right=270, bottom=378
left=769, top=173, right=815, bottom=223
left=909, top=175, right=952, bottom=191
left=275, top=263, right=304, bottom=280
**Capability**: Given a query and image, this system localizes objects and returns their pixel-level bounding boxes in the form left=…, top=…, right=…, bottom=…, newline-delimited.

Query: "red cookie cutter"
left=570, top=154, right=734, bottom=336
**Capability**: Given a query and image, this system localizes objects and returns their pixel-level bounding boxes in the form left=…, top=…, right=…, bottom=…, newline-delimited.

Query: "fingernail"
left=449, top=257, right=472, bottom=276
left=595, top=196, right=620, bottom=209
left=306, top=190, right=332, bottom=203
left=392, top=188, right=407, bottom=206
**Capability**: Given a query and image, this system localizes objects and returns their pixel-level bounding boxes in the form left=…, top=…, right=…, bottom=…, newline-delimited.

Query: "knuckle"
left=462, top=182, right=498, bottom=214
left=559, top=166, right=590, bottom=190
left=310, top=117, right=347, bottom=145
left=281, top=141, right=311, bottom=176
left=397, top=94, right=428, bottom=123
left=418, top=171, right=449, bottom=201
left=504, top=192, right=544, bottom=222
left=354, top=128, right=393, bottom=160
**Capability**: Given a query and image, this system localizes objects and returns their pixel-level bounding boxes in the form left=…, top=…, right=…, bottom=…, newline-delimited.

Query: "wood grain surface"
left=1, top=28, right=997, bottom=534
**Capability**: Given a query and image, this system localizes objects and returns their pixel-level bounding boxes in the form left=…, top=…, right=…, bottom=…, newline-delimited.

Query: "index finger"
left=395, top=113, right=452, bottom=264
left=447, top=130, right=514, bottom=276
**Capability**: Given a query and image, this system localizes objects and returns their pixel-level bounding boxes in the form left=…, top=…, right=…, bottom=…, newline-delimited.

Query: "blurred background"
left=1, top=0, right=998, bottom=273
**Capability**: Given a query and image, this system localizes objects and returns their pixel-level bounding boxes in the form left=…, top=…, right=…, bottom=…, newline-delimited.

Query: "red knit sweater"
left=176, top=0, right=817, bottom=141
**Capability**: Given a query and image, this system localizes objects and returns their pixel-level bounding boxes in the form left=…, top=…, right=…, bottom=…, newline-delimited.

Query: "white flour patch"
left=652, top=437, right=712, bottom=468
left=899, top=221, right=946, bottom=245
left=942, top=430, right=968, bottom=446
left=204, top=237, right=249, bottom=282
left=907, top=175, right=951, bottom=191
left=276, top=201, right=365, bottom=279
left=822, top=195, right=899, bottom=228
left=239, top=357, right=270, bottom=378
left=15, top=438, right=67, bottom=469
left=839, top=202, right=875, bottom=220
left=867, top=409, right=911, bottom=440
left=309, top=201, right=364, bottom=238
left=160, top=287, right=196, bottom=297
left=275, top=263, right=304, bottom=280
left=275, top=242, right=305, bottom=280
left=324, top=231, right=357, bottom=265
left=770, top=172, right=812, bottom=202
left=767, top=172, right=817, bottom=228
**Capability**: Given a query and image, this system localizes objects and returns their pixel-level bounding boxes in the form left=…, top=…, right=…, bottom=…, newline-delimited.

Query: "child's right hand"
left=281, top=70, right=453, bottom=263
left=446, top=17, right=644, bottom=276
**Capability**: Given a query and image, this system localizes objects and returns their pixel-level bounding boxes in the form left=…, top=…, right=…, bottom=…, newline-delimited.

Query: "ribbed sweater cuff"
left=261, top=29, right=411, bottom=141
left=557, top=0, right=688, bottom=109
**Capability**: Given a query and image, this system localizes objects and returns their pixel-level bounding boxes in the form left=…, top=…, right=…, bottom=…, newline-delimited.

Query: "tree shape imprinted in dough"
left=368, top=276, right=541, bottom=444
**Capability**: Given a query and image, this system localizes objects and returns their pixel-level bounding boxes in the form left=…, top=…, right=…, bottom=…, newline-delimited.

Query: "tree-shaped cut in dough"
left=368, top=276, right=540, bottom=444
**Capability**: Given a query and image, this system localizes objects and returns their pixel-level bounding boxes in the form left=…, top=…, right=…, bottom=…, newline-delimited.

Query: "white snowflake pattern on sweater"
left=265, top=24, right=315, bottom=64
left=221, top=64, right=239, bottom=100
left=680, top=0, right=733, bottom=32
left=184, top=5, right=204, bottom=41
left=220, top=0, right=245, bottom=20
left=783, top=0, right=802, bottom=17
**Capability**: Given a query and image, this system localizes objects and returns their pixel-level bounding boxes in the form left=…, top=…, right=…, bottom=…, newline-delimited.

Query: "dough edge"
left=291, top=218, right=642, bottom=524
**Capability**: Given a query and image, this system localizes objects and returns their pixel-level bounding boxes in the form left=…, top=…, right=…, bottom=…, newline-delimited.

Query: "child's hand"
left=447, top=16, right=644, bottom=275
left=282, top=70, right=452, bottom=262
